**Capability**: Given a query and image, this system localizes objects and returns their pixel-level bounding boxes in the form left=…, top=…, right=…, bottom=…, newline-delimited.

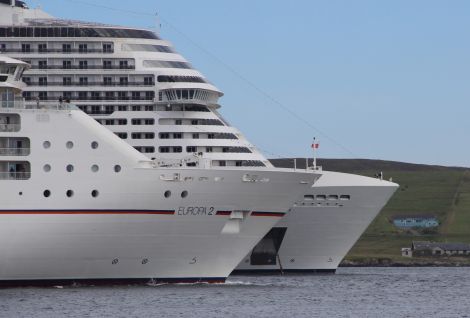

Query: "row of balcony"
left=30, top=65, right=135, bottom=70
left=26, top=81, right=154, bottom=87
left=1, top=49, right=114, bottom=54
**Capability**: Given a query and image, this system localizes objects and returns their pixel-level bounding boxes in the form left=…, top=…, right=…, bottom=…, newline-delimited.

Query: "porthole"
left=181, top=191, right=188, bottom=198
left=112, top=258, right=119, bottom=265
left=164, top=190, right=171, bottom=198
left=91, top=165, right=99, bottom=172
left=91, top=190, right=99, bottom=197
left=66, top=141, right=74, bottom=149
left=43, top=190, right=51, bottom=198
left=19, top=192, right=23, bottom=196
left=142, top=258, right=149, bottom=265
left=66, top=164, right=74, bottom=172
left=114, top=165, right=121, bottom=173
left=66, top=190, right=74, bottom=197
left=43, top=164, right=51, bottom=172
left=43, top=141, right=51, bottom=149
left=91, top=141, right=99, bottom=149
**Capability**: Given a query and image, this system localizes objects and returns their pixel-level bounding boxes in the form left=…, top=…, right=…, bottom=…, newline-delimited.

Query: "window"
left=145, top=91, right=154, bottom=100
left=119, top=60, right=128, bottom=69
left=103, top=77, right=112, bottom=86
left=186, top=146, right=197, bottom=153
left=63, top=60, right=72, bottom=69
left=91, top=141, right=99, bottom=149
left=63, top=77, right=72, bottom=86
left=43, top=189, right=51, bottom=198
left=91, top=92, right=100, bottom=100
left=79, top=77, right=88, bottom=86
left=192, top=133, right=199, bottom=139
left=159, top=133, right=169, bottom=139
left=173, top=146, right=182, bottom=153
left=62, top=44, right=71, bottom=53
left=173, top=133, right=182, bottom=139
left=66, top=141, right=74, bottom=149
left=219, top=161, right=226, bottom=167
left=114, top=165, right=121, bottom=173
left=78, top=43, right=88, bottom=53
left=38, top=77, right=47, bottom=86
left=21, top=43, right=31, bottom=52
left=175, top=119, right=182, bottom=125
left=206, top=147, right=213, bottom=153
left=38, top=92, right=48, bottom=100
left=144, top=76, right=153, bottom=85
left=159, top=147, right=170, bottom=153
left=91, top=165, right=99, bottom=172
left=79, top=60, right=88, bottom=69
left=316, top=195, right=326, bottom=201
left=38, top=43, right=47, bottom=53
left=131, top=91, right=140, bottom=99
left=115, top=132, right=127, bottom=139
left=103, top=60, right=112, bottom=69
left=91, top=190, right=99, bottom=197
left=38, top=60, right=47, bottom=69
left=191, top=120, right=198, bottom=125
left=78, top=92, right=88, bottom=100
left=66, top=190, right=74, bottom=197
left=304, top=195, right=315, bottom=201
left=103, top=43, right=113, bottom=53
left=340, top=195, right=351, bottom=201
left=118, top=91, right=127, bottom=100
left=66, top=164, right=74, bottom=172
left=119, top=77, right=128, bottom=86
left=22, top=77, right=31, bottom=85
left=328, top=195, right=339, bottom=200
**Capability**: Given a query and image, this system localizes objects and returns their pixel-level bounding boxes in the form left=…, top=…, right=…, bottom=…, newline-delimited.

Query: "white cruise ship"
left=0, top=1, right=398, bottom=274
left=0, top=55, right=319, bottom=286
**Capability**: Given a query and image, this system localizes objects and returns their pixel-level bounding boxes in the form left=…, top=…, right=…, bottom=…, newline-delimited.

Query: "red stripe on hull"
left=216, top=211, right=232, bottom=216
left=251, top=212, right=285, bottom=217
left=0, top=210, right=175, bottom=215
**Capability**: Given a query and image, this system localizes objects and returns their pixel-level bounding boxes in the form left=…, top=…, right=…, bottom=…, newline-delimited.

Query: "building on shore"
left=392, top=215, right=439, bottom=228
left=402, top=241, right=470, bottom=257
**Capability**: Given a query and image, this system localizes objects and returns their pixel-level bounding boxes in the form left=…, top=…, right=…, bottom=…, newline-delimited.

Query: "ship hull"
left=235, top=172, right=398, bottom=273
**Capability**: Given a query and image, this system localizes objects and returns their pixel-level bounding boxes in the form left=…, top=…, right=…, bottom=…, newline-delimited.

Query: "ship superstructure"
left=0, top=1, right=398, bottom=274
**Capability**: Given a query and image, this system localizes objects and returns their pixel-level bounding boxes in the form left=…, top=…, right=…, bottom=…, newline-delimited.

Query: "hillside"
left=269, top=158, right=470, bottom=265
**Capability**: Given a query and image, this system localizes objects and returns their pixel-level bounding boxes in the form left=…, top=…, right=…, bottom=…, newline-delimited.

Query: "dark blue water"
left=1, top=267, right=470, bottom=318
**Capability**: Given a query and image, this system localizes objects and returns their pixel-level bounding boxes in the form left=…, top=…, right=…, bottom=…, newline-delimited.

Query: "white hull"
left=235, top=171, right=398, bottom=272
left=0, top=107, right=317, bottom=285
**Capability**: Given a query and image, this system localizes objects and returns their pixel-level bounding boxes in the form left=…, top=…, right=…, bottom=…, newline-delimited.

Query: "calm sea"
left=1, top=267, right=469, bottom=318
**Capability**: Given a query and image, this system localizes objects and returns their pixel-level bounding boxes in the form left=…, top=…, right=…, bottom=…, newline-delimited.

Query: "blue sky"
left=30, top=0, right=470, bottom=166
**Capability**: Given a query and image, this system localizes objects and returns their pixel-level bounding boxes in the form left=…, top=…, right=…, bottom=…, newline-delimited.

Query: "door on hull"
left=250, top=227, right=287, bottom=265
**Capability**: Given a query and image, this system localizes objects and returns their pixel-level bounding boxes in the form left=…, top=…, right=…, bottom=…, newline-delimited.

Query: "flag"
left=311, top=143, right=319, bottom=149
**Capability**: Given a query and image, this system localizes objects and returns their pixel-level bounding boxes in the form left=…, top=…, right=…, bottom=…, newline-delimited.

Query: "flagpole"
left=313, top=137, right=317, bottom=170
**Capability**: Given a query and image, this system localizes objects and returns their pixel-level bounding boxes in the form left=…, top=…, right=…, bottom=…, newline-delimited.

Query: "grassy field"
left=271, top=159, right=470, bottom=264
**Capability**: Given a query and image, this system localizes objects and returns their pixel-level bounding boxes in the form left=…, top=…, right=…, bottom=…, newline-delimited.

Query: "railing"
left=0, top=124, right=21, bottom=132
left=26, top=82, right=155, bottom=87
left=30, top=65, right=135, bottom=70
left=1, top=100, right=78, bottom=111
left=1, top=48, right=114, bottom=54
left=25, top=96, right=154, bottom=102
left=0, top=148, right=30, bottom=156
left=0, top=172, right=31, bottom=180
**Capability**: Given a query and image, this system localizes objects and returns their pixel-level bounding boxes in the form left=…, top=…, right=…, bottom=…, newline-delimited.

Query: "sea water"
left=1, top=267, right=469, bottom=318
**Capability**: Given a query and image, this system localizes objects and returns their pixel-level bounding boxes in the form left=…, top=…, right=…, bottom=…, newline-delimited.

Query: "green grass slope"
left=270, top=158, right=470, bottom=264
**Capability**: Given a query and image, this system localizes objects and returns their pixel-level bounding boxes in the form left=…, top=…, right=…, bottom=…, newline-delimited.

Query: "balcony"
left=30, top=65, right=135, bottom=70
left=26, top=81, right=155, bottom=87
left=1, top=48, right=114, bottom=54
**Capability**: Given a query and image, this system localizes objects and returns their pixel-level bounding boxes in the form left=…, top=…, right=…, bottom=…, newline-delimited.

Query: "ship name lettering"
left=177, top=207, right=214, bottom=216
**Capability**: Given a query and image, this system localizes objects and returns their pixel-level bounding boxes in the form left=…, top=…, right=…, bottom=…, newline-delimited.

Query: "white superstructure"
left=0, top=55, right=318, bottom=286
left=0, top=1, right=398, bottom=274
